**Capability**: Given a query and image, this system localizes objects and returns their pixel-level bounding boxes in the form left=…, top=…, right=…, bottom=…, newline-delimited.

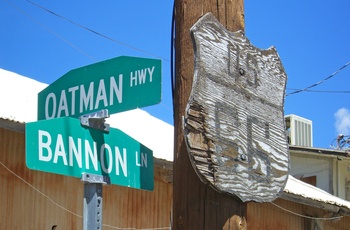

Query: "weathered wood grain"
left=184, top=13, right=289, bottom=202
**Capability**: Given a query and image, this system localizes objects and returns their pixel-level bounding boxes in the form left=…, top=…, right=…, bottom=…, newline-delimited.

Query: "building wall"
left=290, top=153, right=331, bottom=193
left=247, top=199, right=304, bottom=229
left=247, top=199, right=350, bottom=230
left=333, top=159, right=350, bottom=200
left=290, top=150, right=350, bottom=201
left=0, top=126, right=172, bottom=229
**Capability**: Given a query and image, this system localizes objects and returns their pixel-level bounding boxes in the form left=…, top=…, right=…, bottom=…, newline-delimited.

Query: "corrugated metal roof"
left=0, top=118, right=25, bottom=132
left=290, top=145, right=350, bottom=158
left=283, top=175, right=350, bottom=215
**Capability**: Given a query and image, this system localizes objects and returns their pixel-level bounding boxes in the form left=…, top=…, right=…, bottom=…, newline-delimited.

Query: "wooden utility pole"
left=173, top=0, right=245, bottom=229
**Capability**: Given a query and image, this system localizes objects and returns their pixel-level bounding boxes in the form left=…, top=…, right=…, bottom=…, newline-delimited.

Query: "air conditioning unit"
left=285, top=114, right=313, bottom=147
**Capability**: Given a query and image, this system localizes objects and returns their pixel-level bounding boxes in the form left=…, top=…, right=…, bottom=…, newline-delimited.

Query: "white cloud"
left=334, top=108, right=350, bottom=135
left=0, top=69, right=47, bottom=122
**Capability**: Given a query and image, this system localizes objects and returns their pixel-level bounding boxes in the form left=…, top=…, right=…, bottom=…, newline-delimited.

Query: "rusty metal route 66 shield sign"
left=184, top=13, right=289, bottom=202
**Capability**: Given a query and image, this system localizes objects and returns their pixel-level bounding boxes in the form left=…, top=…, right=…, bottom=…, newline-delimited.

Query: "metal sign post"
left=80, top=111, right=111, bottom=230
left=80, top=111, right=110, bottom=230
left=81, top=173, right=110, bottom=230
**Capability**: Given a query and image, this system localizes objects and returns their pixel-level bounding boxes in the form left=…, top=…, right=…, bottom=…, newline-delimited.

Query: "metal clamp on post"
left=79, top=109, right=110, bottom=132
left=81, top=172, right=111, bottom=185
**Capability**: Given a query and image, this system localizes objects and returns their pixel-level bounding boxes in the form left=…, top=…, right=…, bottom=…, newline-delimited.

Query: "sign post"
left=81, top=173, right=107, bottom=230
left=26, top=55, right=161, bottom=229
left=173, top=1, right=246, bottom=228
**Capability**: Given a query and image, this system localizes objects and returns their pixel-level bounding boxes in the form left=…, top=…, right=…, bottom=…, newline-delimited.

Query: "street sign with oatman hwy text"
left=37, top=56, right=161, bottom=120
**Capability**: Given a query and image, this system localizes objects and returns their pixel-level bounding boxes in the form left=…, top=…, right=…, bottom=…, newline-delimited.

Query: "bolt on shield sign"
left=184, top=13, right=289, bottom=202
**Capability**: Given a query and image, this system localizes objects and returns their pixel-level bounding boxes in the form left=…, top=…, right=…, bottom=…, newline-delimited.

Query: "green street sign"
left=25, top=117, right=154, bottom=191
left=38, top=56, right=161, bottom=120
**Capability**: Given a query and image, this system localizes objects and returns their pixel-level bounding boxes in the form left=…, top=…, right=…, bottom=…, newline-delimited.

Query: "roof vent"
left=285, top=114, right=313, bottom=147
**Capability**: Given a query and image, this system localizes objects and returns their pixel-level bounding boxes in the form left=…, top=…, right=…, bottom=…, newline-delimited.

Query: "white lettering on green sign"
left=37, top=130, right=149, bottom=176
left=130, top=67, right=155, bottom=87
left=44, top=75, right=124, bottom=119
left=43, top=65, right=157, bottom=120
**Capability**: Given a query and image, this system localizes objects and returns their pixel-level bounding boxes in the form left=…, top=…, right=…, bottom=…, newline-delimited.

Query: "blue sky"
left=1, top=0, right=350, bottom=149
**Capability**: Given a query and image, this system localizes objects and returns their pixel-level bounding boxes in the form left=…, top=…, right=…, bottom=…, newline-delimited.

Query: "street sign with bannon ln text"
left=37, top=56, right=161, bottom=120
left=26, top=116, right=154, bottom=190
left=183, top=13, right=289, bottom=202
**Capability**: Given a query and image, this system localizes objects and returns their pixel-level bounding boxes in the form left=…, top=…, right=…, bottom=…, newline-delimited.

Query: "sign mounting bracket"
left=79, top=109, right=110, bottom=132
